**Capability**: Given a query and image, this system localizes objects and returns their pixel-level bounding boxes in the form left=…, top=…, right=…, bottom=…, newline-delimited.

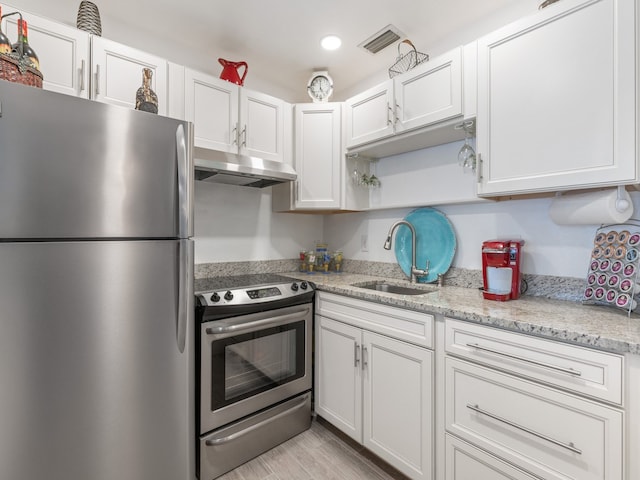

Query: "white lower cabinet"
left=363, top=329, right=432, bottom=475
left=444, top=318, right=624, bottom=480
left=315, top=317, right=362, bottom=440
left=445, top=434, right=537, bottom=480
left=315, top=293, right=434, bottom=480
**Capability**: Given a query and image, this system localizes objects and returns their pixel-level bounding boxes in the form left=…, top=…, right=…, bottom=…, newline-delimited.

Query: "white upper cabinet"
left=345, top=81, right=395, bottom=148
left=292, top=102, right=342, bottom=210
left=393, top=47, right=462, bottom=135
left=272, top=102, right=369, bottom=212
left=239, top=88, right=286, bottom=162
left=167, top=62, right=186, bottom=121
left=185, top=68, right=239, bottom=153
left=476, top=0, right=637, bottom=196
left=91, top=36, right=168, bottom=115
left=2, top=4, right=90, bottom=98
left=184, top=68, right=286, bottom=162
left=344, top=46, right=466, bottom=157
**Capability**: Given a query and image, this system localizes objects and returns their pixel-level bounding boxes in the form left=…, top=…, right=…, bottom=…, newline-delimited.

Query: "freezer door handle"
left=176, top=124, right=190, bottom=238
left=176, top=240, right=193, bottom=353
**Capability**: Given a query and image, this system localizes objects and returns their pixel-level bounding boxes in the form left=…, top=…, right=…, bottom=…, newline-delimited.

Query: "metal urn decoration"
left=135, top=68, right=159, bottom=114
left=76, top=1, right=102, bottom=36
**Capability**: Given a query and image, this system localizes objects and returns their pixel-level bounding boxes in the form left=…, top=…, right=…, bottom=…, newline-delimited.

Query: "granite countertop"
left=284, top=272, right=640, bottom=355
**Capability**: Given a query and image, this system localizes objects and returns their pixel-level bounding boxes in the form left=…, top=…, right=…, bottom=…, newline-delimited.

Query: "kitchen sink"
left=350, top=281, right=438, bottom=296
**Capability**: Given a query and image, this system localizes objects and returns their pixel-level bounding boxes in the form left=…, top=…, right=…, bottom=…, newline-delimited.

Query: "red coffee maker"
left=482, top=239, right=525, bottom=301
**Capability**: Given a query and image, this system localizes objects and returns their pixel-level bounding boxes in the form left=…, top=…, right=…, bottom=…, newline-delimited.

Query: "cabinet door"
left=363, top=331, right=433, bottom=480
left=91, top=37, right=168, bottom=115
left=394, top=47, right=462, bottom=134
left=294, top=103, right=342, bottom=210
left=344, top=80, right=394, bottom=148
left=184, top=69, right=239, bottom=153
left=445, top=434, right=537, bottom=480
left=167, top=62, right=185, bottom=121
left=476, top=0, right=636, bottom=195
left=3, top=7, right=90, bottom=98
left=239, top=88, right=284, bottom=162
left=314, top=315, right=362, bottom=442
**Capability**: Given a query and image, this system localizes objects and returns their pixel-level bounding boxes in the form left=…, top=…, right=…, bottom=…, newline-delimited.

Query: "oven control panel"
left=196, top=280, right=313, bottom=307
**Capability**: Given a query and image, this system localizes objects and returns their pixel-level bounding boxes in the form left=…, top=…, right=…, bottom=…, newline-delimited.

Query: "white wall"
left=194, top=181, right=323, bottom=263
left=324, top=192, right=640, bottom=280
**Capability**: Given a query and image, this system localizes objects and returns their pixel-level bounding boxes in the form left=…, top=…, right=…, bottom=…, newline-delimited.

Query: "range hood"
left=194, top=147, right=297, bottom=188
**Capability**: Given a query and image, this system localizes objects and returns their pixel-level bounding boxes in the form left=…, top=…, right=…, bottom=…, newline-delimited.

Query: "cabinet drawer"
left=316, top=292, right=433, bottom=348
left=445, top=317, right=623, bottom=404
left=445, top=357, right=623, bottom=480
left=446, top=434, right=536, bottom=480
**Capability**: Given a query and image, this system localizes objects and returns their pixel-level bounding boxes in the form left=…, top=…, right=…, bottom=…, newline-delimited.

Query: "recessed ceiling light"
left=321, top=35, right=342, bottom=51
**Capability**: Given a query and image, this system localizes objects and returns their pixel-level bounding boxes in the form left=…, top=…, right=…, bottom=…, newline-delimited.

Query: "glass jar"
left=332, top=251, right=343, bottom=273
left=298, top=250, right=307, bottom=272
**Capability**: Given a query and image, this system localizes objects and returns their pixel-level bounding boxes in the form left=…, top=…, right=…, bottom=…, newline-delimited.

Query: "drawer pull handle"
left=205, top=394, right=309, bottom=446
left=467, top=403, right=582, bottom=455
left=354, top=342, right=360, bottom=367
left=466, top=343, right=582, bottom=377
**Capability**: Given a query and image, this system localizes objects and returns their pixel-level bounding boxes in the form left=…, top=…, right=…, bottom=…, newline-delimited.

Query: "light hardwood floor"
left=217, top=417, right=411, bottom=480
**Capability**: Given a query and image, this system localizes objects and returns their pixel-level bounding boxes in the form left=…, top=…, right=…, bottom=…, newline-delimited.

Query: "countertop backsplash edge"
left=195, top=259, right=585, bottom=302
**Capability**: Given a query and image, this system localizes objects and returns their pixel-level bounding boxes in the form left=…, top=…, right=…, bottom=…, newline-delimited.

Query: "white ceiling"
left=9, top=0, right=541, bottom=101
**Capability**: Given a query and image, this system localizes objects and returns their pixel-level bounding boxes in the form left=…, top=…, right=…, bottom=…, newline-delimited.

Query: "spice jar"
left=306, top=251, right=316, bottom=274
left=333, top=251, right=343, bottom=273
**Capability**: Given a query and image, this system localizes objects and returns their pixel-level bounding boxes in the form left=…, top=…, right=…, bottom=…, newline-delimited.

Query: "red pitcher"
left=218, top=58, right=248, bottom=86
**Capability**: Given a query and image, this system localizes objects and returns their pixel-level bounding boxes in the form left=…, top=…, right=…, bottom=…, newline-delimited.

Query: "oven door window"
left=210, top=320, right=305, bottom=409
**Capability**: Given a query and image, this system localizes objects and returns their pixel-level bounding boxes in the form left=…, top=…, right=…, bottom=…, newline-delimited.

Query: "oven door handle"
left=204, top=307, right=310, bottom=335
left=204, top=394, right=309, bottom=446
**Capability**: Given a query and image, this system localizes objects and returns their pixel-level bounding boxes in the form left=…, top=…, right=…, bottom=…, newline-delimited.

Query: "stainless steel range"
left=195, top=274, right=314, bottom=480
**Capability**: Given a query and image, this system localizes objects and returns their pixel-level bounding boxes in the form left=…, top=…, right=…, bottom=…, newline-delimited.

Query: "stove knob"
left=210, top=292, right=220, bottom=303
left=291, top=282, right=299, bottom=291
left=224, top=291, right=234, bottom=301
left=300, top=281, right=308, bottom=290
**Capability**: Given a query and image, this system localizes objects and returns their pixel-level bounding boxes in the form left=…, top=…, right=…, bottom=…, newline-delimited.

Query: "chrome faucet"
left=383, top=220, right=429, bottom=283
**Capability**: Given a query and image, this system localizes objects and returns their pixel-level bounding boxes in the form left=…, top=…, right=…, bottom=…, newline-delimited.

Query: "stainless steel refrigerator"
left=0, top=80, right=195, bottom=480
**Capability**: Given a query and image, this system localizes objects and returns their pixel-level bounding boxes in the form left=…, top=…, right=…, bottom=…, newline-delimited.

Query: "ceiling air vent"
left=359, top=24, right=404, bottom=54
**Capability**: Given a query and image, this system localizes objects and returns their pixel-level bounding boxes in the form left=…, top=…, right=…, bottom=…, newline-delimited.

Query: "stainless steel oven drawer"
left=199, top=392, right=311, bottom=480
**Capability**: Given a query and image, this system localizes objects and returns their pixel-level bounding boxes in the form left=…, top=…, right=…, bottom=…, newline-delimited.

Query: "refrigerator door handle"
left=176, top=240, right=193, bottom=353
left=176, top=124, right=189, bottom=238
